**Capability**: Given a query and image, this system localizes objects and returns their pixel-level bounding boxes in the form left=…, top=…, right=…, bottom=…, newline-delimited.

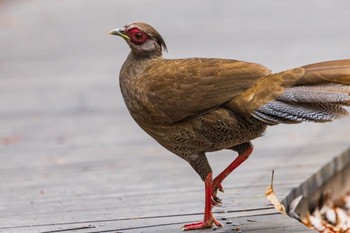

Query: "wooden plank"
left=1, top=211, right=310, bottom=233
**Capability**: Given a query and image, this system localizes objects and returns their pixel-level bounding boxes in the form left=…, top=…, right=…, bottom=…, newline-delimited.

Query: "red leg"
left=182, top=172, right=222, bottom=231
left=212, top=144, right=253, bottom=205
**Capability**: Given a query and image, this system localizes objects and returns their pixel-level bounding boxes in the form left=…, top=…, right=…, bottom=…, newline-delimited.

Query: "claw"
left=212, top=181, right=224, bottom=205
left=213, top=196, right=222, bottom=203
left=215, top=183, right=224, bottom=193
left=218, top=184, right=224, bottom=193
left=212, top=180, right=224, bottom=194
left=211, top=196, right=222, bottom=206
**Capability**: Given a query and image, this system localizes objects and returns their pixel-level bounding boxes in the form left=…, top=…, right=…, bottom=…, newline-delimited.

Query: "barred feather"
left=278, top=84, right=350, bottom=104
left=252, top=78, right=350, bottom=125
left=251, top=110, right=299, bottom=124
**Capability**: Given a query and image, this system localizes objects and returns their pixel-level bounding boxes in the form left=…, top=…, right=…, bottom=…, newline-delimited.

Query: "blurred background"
left=1, top=0, right=350, bottom=232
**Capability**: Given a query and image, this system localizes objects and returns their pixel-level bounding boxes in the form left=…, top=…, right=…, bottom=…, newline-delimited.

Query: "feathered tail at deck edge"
left=252, top=60, right=350, bottom=125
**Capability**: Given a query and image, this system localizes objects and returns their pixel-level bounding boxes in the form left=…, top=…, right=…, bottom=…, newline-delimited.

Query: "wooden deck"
left=1, top=1, right=350, bottom=232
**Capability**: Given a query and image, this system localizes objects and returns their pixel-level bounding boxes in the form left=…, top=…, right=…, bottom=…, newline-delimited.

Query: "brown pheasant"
left=110, top=22, right=350, bottom=230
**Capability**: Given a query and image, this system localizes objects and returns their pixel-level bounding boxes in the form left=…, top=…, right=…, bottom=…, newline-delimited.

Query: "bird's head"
left=110, top=22, right=167, bottom=58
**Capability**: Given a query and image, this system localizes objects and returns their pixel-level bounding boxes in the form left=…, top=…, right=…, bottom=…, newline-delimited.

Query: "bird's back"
left=120, top=56, right=271, bottom=124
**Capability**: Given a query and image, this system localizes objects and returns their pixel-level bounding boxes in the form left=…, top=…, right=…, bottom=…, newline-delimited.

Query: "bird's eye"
left=135, top=32, right=143, bottom=40
left=127, top=28, right=149, bottom=44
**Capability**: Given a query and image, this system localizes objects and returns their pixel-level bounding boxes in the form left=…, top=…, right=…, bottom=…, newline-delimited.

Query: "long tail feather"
left=252, top=60, right=350, bottom=125
left=298, top=59, right=350, bottom=85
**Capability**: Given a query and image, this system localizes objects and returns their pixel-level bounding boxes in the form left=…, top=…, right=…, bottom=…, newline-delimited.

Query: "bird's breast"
left=119, top=71, right=171, bottom=129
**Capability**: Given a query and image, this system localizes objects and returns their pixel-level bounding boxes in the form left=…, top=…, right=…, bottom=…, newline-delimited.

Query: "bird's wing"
left=226, top=68, right=305, bottom=116
left=141, top=58, right=272, bottom=123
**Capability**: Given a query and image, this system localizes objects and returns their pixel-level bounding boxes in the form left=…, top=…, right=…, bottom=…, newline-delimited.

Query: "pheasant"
left=110, top=22, right=350, bottom=231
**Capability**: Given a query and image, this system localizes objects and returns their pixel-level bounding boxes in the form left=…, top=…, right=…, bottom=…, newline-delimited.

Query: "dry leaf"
left=325, top=207, right=337, bottom=225
left=265, top=170, right=286, bottom=215
left=301, top=193, right=350, bottom=232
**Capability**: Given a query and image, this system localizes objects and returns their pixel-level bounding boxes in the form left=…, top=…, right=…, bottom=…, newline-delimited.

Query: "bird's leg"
left=182, top=172, right=222, bottom=231
left=212, top=142, right=253, bottom=205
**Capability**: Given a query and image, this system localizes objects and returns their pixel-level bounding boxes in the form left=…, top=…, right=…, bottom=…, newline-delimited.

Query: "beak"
left=109, top=28, right=130, bottom=40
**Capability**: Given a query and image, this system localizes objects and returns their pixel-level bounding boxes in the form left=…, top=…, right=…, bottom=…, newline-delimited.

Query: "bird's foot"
left=212, top=180, right=224, bottom=206
left=181, top=216, right=222, bottom=231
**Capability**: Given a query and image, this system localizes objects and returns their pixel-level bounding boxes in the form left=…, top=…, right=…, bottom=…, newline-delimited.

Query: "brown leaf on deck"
left=265, top=170, right=286, bottom=215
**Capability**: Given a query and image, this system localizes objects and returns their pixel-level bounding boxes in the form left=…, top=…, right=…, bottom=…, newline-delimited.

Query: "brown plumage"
left=110, top=22, right=350, bottom=230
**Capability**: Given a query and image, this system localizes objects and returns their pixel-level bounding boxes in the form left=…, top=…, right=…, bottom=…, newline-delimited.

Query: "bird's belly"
left=143, top=108, right=267, bottom=157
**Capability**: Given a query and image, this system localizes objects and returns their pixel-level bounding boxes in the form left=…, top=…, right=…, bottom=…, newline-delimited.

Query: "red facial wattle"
left=127, top=28, right=149, bottom=45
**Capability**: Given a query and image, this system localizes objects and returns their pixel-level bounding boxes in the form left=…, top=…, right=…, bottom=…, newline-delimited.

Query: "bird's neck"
left=125, top=52, right=163, bottom=71
left=127, top=40, right=164, bottom=60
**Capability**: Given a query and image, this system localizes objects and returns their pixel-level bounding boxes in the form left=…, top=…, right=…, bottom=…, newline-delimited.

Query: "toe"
left=182, top=218, right=222, bottom=231
left=181, top=221, right=209, bottom=231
